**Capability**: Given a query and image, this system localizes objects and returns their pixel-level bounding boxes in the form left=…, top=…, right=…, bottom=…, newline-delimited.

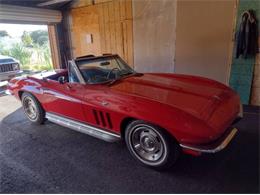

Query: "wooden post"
left=48, top=25, right=61, bottom=69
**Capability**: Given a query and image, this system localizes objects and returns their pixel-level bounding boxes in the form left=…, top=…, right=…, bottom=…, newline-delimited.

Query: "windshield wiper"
left=108, top=78, right=121, bottom=86
left=108, top=72, right=143, bottom=86
left=120, top=72, right=143, bottom=77
left=119, top=72, right=133, bottom=76
left=132, top=72, right=143, bottom=77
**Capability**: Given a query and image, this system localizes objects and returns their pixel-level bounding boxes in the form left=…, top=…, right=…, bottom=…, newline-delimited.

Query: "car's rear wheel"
left=125, top=120, right=180, bottom=170
left=21, top=92, right=45, bottom=124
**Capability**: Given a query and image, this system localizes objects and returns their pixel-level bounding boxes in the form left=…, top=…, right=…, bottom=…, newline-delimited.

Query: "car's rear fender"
left=8, top=77, right=48, bottom=110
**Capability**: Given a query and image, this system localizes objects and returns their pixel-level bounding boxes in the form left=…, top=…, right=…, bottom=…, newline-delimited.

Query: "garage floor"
left=0, top=95, right=259, bottom=193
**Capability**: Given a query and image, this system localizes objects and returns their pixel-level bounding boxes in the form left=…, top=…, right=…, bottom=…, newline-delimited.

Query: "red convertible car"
left=7, top=54, right=243, bottom=169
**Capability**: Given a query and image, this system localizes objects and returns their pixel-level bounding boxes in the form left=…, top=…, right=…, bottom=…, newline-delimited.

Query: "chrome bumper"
left=180, top=127, right=238, bottom=153
left=4, top=89, right=12, bottom=95
left=0, top=70, right=23, bottom=81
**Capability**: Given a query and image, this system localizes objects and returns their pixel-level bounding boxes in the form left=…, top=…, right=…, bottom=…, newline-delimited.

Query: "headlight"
left=238, top=102, right=243, bottom=118
left=12, top=63, right=19, bottom=71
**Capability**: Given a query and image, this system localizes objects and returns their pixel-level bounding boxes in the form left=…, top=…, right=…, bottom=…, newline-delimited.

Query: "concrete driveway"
left=0, top=95, right=259, bottom=193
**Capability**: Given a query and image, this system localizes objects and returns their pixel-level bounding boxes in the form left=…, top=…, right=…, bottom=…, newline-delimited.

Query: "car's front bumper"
left=0, top=70, right=23, bottom=81
left=181, top=103, right=243, bottom=154
left=180, top=127, right=238, bottom=153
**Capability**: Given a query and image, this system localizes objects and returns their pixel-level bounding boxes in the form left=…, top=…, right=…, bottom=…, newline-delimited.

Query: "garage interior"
left=0, top=0, right=259, bottom=193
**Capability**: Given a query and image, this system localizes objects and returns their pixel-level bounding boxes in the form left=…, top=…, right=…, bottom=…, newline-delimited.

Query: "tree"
left=42, top=43, right=52, bottom=70
left=0, top=44, right=10, bottom=56
left=30, top=30, right=48, bottom=46
left=9, top=43, right=32, bottom=66
left=21, top=31, right=33, bottom=47
left=0, top=30, right=9, bottom=37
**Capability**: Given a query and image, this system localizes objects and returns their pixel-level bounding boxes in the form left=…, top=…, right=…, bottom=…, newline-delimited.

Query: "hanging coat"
left=236, top=10, right=258, bottom=59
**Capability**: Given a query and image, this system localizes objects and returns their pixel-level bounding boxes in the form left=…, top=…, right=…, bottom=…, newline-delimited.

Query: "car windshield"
left=75, top=55, right=135, bottom=84
left=0, top=58, right=15, bottom=64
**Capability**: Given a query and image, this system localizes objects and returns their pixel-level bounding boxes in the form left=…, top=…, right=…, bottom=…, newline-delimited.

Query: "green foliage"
left=0, top=42, right=32, bottom=69
left=21, top=31, right=33, bottom=47
left=0, top=28, right=52, bottom=71
left=38, top=36, right=48, bottom=46
left=42, top=43, right=53, bottom=70
left=9, top=43, right=32, bottom=67
left=0, top=30, right=9, bottom=37
left=30, top=30, right=49, bottom=46
left=0, top=41, right=10, bottom=55
left=31, top=41, right=53, bottom=71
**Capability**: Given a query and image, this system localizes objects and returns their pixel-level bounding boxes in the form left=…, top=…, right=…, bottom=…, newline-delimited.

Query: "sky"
left=0, top=23, right=47, bottom=38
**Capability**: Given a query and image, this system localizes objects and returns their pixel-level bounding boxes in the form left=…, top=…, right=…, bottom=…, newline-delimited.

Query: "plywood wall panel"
left=132, top=0, right=177, bottom=72
left=175, top=0, right=236, bottom=84
left=125, top=0, right=132, bottom=19
left=95, top=0, right=113, bottom=4
left=70, top=0, right=133, bottom=66
left=70, top=5, right=101, bottom=57
left=48, top=25, right=60, bottom=69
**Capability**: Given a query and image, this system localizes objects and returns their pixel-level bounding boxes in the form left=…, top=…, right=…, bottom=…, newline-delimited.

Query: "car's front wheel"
left=21, top=92, right=45, bottom=124
left=125, top=120, right=180, bottom=170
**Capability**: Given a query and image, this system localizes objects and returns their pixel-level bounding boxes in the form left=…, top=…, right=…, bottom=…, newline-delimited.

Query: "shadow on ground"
left=0, top=107, right=259, bottom=193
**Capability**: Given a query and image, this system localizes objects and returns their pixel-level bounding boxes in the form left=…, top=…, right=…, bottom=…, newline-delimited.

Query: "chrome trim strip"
left=180, top=128, right=238, bottom=153
left=45, top=112, right=121, bottom=142
left=42, top=89, right=81, bottom=103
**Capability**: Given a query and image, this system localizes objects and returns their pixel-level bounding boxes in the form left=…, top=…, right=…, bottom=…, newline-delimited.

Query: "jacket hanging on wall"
left=236, top=10, right=258, bottom=59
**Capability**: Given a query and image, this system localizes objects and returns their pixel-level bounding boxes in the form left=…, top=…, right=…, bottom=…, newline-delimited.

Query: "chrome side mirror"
left=58, top=76, right=66, bottom=84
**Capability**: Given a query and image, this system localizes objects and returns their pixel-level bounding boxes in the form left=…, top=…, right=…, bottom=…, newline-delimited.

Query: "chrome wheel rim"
left=23, top=97, right=37, bottom=121
left=129, top=124, right=167, bottom=165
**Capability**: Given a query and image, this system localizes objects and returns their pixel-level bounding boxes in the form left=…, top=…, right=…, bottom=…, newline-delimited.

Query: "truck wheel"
left=125, top=120, right=180, bottom=170
left=21, top=92, right=45, bottom=124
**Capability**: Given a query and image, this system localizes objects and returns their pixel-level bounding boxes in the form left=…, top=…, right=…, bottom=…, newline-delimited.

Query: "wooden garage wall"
left=132, top=0, right=177, bottom=73
left=48, top=25, right=61, bottom=69
left=229, top=0, right=260, bottom=105
left=175, top=0, right=237, bottom=84
left=69, top=0, right=133, bottom=66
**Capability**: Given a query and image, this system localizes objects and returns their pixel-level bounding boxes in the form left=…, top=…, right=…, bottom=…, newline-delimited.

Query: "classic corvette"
left=7, top=54, right=243, bottom=169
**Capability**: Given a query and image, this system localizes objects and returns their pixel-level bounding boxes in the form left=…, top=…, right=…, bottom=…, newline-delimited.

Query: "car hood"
left=0, top=55, right=12, bottom=60
left=110, top=73, right=229, bottom=119
left=0, top=55, right=16, bottom=64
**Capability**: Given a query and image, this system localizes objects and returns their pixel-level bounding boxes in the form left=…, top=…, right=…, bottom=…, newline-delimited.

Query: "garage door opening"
left=0, top=23, right=54, bottom=73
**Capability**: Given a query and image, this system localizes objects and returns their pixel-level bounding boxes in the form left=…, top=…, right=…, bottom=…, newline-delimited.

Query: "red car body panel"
left=7, top=69, right=241, bottom=148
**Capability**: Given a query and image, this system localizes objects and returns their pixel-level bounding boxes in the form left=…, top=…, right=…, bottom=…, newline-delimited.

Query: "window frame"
left=74, top=55, right=135, bottom=85
left=68, top=60, right=86, bottom=84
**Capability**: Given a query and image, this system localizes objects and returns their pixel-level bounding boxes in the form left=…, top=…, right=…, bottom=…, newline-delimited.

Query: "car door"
left=43, top=81, right=86, bottom=122
left=78, top=82, right=126, bottom=135
left=43, top=64, right=86, bottom=122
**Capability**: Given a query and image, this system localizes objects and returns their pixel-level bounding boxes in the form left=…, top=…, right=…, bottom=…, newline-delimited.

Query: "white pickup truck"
left=0, top=55, right=22, bottom=82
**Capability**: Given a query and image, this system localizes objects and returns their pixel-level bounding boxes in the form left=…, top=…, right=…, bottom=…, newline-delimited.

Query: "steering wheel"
left=107, top=68, right=120, bottom=79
